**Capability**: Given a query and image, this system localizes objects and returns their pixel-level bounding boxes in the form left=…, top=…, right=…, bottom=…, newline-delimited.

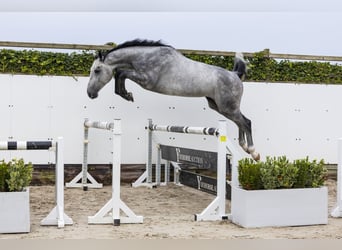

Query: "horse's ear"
left=95, top=51, right=104, bottom=61
left=95, top=51, right=101, bottom=60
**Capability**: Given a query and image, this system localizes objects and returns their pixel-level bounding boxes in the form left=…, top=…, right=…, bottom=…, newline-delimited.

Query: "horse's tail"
left=233, top=52, right=247, bottom=80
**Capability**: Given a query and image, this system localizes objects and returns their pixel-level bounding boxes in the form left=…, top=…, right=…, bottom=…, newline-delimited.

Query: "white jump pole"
left=88, top=119, right=143, bottom=226
left=331, top=138, right=342, bottom=217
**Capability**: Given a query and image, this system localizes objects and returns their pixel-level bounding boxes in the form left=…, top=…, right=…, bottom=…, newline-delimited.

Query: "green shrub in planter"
left=294, top=157, right=327, bottom=188
left=260, top=156, right=299, bottom=189
left=238, top=156, right=327, bottom=190
left=0, top=158, right=33, bottom=192
left=278, top=160, right=299, bottom=188
left=238, top=158, right=263, bottom=190
left=0, top=160, right=9, bottom=192
left=259, top=156, right=281, bottom=189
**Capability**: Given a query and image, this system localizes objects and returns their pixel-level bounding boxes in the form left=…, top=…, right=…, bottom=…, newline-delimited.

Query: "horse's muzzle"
left=87, top=90, right=98, bottom=99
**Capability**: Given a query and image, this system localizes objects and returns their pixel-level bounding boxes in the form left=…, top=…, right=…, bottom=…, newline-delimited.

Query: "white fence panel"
left=1, top=74, right=342, bottom=164
left=9, top=76, right=51, bottom=163
left=242, top=83, right=342, bottom=162
left=0, top=75, right=12, bottom=161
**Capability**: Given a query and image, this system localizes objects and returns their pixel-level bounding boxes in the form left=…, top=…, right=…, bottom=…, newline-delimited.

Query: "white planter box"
left=231, top=186, right=328, bottom=228
left=0, top=188, right=30, bottom=233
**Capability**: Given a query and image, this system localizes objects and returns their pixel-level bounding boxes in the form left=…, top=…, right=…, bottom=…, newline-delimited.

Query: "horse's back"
left=151, top=49, right=242, bottom=98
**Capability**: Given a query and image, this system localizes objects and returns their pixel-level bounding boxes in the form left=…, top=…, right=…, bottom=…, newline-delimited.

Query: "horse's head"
left=87, top=58, right=113, bottom=99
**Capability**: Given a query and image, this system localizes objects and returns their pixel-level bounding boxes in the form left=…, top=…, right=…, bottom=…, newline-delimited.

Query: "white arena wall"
left=0, top=73, right=342, bottom=165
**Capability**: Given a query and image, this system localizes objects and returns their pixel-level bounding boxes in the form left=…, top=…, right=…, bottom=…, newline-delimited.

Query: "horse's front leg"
left=114, top=69, right=134, bottom=102
left=115, top=69, right=151, bottom=101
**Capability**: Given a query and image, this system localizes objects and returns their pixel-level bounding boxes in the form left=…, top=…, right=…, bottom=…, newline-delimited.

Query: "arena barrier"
left=158, top=145, right=232, bottom=200
left=0, top=137, right=73, bottom=228
left=66, top=118, right=105, bottom=190
left=331, top=138, right=342, bottom=217
left=86, top=119, right=143, bottom=226
left=132, top=119, right=241, bottom=222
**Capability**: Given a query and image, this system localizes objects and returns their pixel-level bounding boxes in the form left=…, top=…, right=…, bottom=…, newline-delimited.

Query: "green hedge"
left=0, top=49, right=93, bottom=76
left=247, top=52, right=342, bottom=84
left=189, top=51, right=342, bottom=84
left=0, top=49, right=341, bottom=84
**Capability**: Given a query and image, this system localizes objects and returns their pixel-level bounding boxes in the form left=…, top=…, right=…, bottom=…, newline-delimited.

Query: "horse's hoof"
left=251, top=152, right=260, bottom=161
left=127, top=93, right=134, bottom=102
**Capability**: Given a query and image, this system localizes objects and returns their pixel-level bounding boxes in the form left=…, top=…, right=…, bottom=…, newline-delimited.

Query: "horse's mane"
left=115, top=39, right=170, bottom=50
left=101, top=39, right=171, bottom=61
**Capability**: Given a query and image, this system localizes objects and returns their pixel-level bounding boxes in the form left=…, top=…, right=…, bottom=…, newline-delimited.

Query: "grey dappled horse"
left=87, top=39, right=260, bottom=160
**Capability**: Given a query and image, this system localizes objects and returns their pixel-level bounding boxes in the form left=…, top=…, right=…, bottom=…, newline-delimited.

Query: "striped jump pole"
left=0, top=137, right=73, bottom=228
left=87, top=119, right=143, bottom=226
left=150, top=124, right=219, bottom=136
left=0, top=141, right=54, bottom=150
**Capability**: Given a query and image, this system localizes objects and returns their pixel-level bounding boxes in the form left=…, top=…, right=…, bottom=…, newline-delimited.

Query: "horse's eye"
left=94, top=68, right=101, bottom=74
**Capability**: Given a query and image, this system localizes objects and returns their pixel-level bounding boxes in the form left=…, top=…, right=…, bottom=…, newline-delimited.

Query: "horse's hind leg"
left=219, top=107, right=259, bottom=161
left=238, top=128, right=248, bottom=153
left=234, top=113, right=260, bottom=161
left=206, top=97, right=246, bottom=149
left=206, top=97, right=259, bottom=160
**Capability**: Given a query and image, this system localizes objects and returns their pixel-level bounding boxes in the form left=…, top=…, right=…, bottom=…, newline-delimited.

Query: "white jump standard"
left=0, top=137, right=73, bottom=228
left=66, top=118, right=105, bottom=190
left=87, top=119, right=143, bottom=226
left=134, top=119, right=240, bottom=222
